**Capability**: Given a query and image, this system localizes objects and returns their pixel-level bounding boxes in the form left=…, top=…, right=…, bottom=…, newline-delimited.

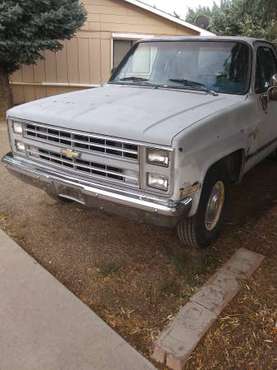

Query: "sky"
left=142, top=0, right=221, bottom=18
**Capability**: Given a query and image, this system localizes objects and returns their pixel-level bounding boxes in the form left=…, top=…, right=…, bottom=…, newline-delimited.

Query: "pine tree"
left=0, top=0, right=87, bottom=118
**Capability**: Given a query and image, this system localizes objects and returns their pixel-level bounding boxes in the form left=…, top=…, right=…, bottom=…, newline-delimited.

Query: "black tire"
left=177, top=164, right=229, bottom=248
left=268, top=149, right=277, bottom=161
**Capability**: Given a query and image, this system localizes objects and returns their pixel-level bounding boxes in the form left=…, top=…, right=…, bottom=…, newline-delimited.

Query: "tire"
left=268, top=149, right=277, bottom=161
left=177, top=164, right=229, bottom=248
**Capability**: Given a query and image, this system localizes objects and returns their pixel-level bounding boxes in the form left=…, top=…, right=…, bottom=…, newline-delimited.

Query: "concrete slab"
left=190, top=248, right=264, bottom=316
left=0, top=229, right=156, bottom=370
left=223, top=247, right=265, bottom=279
left=160, top=302, right=217, bottom=370
left=152, top=248, right=264, bottom=370
left=191, top=270, right=240, bottom=315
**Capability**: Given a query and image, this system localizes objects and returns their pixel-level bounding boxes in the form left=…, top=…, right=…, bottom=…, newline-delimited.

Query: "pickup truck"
left=3, top=36, right=277, bottom=248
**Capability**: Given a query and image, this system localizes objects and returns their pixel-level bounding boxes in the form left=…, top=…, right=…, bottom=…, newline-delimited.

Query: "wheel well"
left=209, top=150, right=245, bottom=184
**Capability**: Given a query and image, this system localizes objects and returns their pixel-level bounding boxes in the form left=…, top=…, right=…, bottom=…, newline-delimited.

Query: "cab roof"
left=139, top=36, right=272, bottom=47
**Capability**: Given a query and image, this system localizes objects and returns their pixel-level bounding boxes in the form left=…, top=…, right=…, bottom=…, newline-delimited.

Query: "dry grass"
left=0, top=123, right=276, bottom=368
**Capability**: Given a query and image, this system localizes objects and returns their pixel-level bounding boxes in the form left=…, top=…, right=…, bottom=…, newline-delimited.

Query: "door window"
left=255, top=46, right=277, bottom=93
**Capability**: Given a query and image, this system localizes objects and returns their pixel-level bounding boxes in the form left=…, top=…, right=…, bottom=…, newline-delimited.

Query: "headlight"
left=147, top=173, right=169, bottom=191
left=15, top=141, right=26, bottom=152
left=147, top=148, right=169, bottom=167
left=13, top=121, right=23, bottom=135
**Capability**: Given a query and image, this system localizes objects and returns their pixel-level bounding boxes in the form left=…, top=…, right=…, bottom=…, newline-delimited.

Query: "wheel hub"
left=204, top=181, right=225, bottom=232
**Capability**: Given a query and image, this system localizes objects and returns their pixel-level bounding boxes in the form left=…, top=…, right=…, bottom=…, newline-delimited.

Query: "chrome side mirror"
left=268, top=74, right=277, bottom=101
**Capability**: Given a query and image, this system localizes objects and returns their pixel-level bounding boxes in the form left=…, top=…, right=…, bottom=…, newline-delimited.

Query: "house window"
left=113, top=40, right=136, bottom=68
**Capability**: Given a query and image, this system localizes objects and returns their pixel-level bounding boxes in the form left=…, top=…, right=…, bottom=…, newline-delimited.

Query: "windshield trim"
left=109, top=40, right=253, bottom=96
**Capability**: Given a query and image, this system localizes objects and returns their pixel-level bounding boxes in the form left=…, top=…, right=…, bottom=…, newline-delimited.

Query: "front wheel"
left=268, top=149, right=277, bottom=161
left=177, top=165, right=229, bottom=248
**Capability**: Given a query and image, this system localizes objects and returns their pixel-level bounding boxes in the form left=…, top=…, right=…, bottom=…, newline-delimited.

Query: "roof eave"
left=123, top=0, right=215, bottom=36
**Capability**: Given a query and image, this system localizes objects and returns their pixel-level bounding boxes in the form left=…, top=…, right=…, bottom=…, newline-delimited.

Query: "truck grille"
left=27, top=147, right=138, bottom=184
left=24, top=123, right=139, bottom=160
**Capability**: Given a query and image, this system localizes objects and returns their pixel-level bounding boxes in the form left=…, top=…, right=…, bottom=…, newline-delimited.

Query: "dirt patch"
left=0, top=124, right=276, bottom=368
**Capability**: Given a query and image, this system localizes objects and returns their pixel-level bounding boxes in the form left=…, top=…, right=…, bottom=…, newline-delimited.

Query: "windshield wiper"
left=119, top=76, right=149, bottom=82
left=168, top=79, right=218, bottom=96
left=112, top=76, right=161, bottom=89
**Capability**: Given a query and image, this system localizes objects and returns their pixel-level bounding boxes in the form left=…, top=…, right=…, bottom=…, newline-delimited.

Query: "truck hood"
left=8, top=84, right=244, bottom=146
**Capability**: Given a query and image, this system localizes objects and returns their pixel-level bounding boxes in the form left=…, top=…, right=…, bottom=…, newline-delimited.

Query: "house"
left=10, top=0, right=214, bottom=104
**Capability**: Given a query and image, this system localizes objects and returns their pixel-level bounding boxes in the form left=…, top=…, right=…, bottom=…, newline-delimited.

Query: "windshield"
left=110, top=41, right=251, bottom=95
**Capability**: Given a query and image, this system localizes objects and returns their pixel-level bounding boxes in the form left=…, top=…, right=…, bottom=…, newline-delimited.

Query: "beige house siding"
left=10, top=0, right=198, bottom=104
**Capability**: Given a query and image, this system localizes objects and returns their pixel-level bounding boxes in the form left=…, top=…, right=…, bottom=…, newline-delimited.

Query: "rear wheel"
left=177, top=165, right=229, bottom=248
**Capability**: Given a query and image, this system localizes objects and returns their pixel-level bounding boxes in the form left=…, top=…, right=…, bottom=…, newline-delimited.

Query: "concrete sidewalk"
left=0, top=229, right=156, bottom=370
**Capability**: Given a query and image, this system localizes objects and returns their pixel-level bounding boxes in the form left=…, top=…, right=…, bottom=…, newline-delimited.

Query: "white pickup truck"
left=3, top=36, right=277, bottom=248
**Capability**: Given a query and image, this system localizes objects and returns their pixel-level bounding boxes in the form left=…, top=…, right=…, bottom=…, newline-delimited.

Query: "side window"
left=255, top=46, right=277, bottom=93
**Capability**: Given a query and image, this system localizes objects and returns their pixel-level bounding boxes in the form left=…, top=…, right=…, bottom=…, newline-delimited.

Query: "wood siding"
left=10, top=0, right=198, bottom=104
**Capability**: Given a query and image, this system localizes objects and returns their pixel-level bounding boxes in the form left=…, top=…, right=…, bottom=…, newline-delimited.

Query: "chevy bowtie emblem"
left=61, top=148, right=80, bottom=159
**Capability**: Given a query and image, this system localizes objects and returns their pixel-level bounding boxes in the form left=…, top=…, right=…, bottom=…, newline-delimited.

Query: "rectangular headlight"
left=147, top=173, right=169, bottom=191
left=13, top=121, right=23, bottom=135
left=147, top=148, right=169, bottom=167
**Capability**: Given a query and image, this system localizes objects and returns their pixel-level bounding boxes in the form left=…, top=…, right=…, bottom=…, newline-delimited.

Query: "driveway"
left=0, top=122, right=276, bottom=369
left=0, top=229, right=155, bottom=370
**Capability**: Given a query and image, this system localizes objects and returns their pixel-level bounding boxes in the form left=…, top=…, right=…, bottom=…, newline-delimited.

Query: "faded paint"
left=7, top=84, right=244, bottom=146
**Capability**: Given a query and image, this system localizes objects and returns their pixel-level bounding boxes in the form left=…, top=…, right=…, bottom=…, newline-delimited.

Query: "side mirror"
left=268, top=74, right=277, bottom=101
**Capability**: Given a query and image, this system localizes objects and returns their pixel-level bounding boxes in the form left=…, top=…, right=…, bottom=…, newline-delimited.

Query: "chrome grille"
left=24, top=123, right=139, bottom=160
left=27, top=147, right=138, bottom=185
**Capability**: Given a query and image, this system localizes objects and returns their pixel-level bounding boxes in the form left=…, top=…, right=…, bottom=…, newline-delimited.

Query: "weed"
left=170, top=249, right=220, bottom=287
left=98, top=261, right=122, bottom=277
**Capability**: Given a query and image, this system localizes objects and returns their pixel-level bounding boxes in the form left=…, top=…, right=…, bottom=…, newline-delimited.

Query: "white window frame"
left=111, top=33, right=154, bottom=70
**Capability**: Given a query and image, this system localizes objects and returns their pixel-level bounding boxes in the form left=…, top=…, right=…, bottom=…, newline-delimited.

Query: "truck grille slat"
left=27, top=148, right=138, bottom=184
left=25, top=124, right=138, bottom=160
left=19, top=121, right=140, bottom=187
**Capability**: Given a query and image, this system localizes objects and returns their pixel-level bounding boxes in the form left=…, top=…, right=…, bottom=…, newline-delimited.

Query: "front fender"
left=173, top=97, right=257, bottom=216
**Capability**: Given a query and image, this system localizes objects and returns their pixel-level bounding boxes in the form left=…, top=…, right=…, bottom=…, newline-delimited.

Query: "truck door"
left=254, top=43, right=277, bottom=158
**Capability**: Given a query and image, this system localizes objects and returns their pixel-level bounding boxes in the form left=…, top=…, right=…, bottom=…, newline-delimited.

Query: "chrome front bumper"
left=2, top=153, right=192, bottom=227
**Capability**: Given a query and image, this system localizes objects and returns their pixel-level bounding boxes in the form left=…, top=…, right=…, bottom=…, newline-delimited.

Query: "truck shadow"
left=226, top=157, right=277, bottom=228
left=160, top=157, right=277, bottom=281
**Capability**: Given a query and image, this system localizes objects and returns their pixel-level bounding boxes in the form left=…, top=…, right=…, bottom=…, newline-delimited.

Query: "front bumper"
left=2, top=152, right=192, bottom=227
